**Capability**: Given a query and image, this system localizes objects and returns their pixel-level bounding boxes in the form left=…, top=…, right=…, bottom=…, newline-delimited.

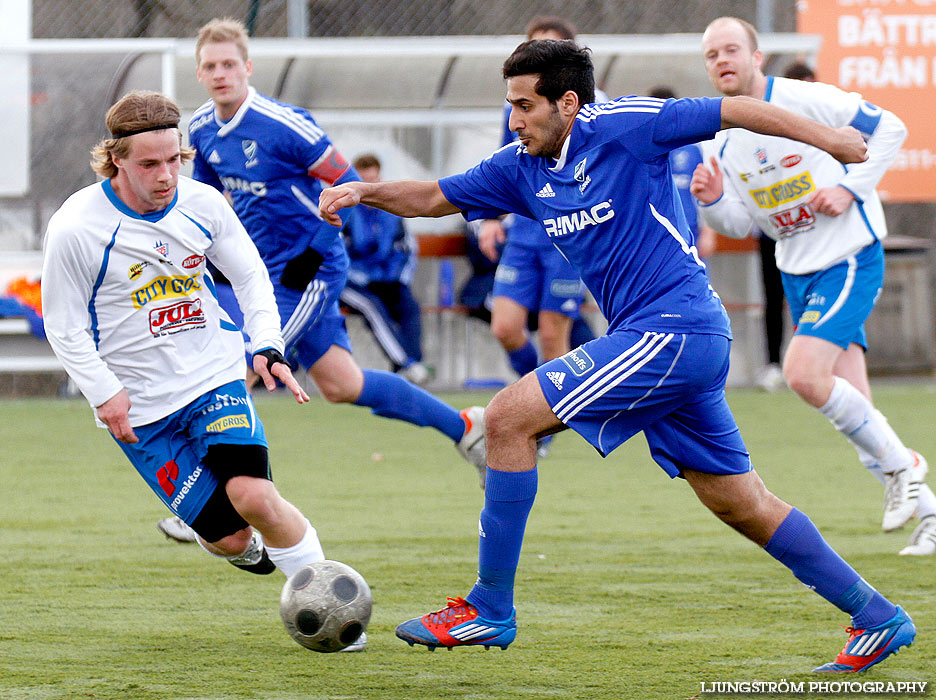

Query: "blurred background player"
left=40, top=91, right=370, bottom=648
left=187, top=18, right=486, bottom=482
left=478, top=16, right=599, bottom=456
left=339, top=153, right=430, bottom=385
left=692, top=17, right=935, bottom=555
left=753, top=60, right=817, bottom=392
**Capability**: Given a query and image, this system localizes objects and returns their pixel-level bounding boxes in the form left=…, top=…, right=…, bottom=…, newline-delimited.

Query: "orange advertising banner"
left=798, top=1, right=936, bottom=202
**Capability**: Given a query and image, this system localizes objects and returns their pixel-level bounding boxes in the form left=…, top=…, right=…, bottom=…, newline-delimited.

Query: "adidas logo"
left=535, top=183, right=556, bottom=198
left=208, top=150, right=221, bottom=164
left=546, top=370, right=566, bottom=390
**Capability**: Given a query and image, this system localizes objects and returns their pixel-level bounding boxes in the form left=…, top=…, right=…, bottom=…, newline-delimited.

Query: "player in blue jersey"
left=320, top=40, right=916, bottom=673
left=339, top=153, right=429, bottom=385
left=187, top=19, right=486, bottom=486
left=480, top=16, right=596, bottom=457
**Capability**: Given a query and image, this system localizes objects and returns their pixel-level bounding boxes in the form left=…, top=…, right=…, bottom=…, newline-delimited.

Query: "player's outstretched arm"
left=319, top=180, right=459, bottom=227
left=720, top=95, right=868, bottom=165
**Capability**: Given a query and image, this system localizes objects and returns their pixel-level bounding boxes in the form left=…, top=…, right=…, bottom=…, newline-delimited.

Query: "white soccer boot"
left=882, top=451, right=929, bottom=532
left=899, top=515, right=936, bottom=556
left=456, top=406, right=487, bottom=488
left=397, top=362, right=431, bottom=386
left=157, top=516, right=198, bottom=543
left=340, top=631, right=367, bottom=652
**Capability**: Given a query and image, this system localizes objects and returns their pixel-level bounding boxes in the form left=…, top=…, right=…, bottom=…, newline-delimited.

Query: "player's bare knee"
left=492, top=321, right=524, bottom=350
left=316, top=380, right=357, bottom=403
left=486, top=387, right=536, bottom=442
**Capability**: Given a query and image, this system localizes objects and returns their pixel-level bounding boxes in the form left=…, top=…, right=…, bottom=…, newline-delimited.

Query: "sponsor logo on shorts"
left=550, top=279, right=582, bottom=298
left=748, top=172, right=815, bottom=209
left=206, top=414, right=250, bottom=433
left=769, top=203, right=816, bottom=238
left=182, top=254, right=205, bottom=270
left=170, top=465, right=203, bottom=510
left=546, top=370, right=566, bottom=390
left=132, top=273, right=202, bottom=309
left=149, top=299, right=205, bottom=336
left=562, top=347, right=595, bottom=377
left=799, top=310, right=821, bottom=324
left=200, top=393, right=251, bottom=416
left=494, top=265, right=519, bottom=283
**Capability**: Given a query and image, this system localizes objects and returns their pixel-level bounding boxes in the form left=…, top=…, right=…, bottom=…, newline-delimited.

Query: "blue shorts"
left=782, top=242, right=883, bottom=350
left=276, top=265, right=353, bottom=368
left=535, top=330, right=751, bottom=478
left=116, top=380, right=267, bottom=523
left=493, top=243, right=585, bottom=318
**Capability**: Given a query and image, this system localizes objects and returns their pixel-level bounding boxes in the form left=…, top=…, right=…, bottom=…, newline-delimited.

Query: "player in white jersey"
left=319, top=40, right=917, bottom=672
left=41, top=94, right=367, bottom=648
left=691, top=17, right=934, bottom=556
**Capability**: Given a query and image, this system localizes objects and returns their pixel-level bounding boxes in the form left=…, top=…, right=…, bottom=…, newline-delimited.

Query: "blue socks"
left=765, top=508, right=897, bottom=628
left=507, top=341, right=539, bottom=377
left=466, top=468, right=538, bottom=620
left=354, top=369, right=465, bottom=443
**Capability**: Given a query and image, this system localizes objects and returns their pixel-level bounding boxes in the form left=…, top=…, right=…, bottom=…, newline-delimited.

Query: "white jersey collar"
left=216, top=86, right=256, bottom=137
left=550, top=132, right=573, bottom=172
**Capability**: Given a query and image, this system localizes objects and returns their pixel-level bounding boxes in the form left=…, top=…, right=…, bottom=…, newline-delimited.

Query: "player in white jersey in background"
left=320, top=39, right=917, bottom=673
left=41, top=92, right=370, bottom=649
left=691, top=17, right=935, bottom=556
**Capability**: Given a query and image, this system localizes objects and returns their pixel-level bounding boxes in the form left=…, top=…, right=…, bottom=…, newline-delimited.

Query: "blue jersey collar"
left=102, top=179, right=178, bottom=222
left=217, top=86, right=256, bottom=137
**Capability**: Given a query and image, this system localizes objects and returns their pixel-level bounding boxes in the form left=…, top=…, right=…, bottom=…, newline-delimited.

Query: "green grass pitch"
left=1, top=385, right=933, bottom=699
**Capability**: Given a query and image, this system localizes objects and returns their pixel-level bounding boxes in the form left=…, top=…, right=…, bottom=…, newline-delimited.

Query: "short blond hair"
left=196, top=17, right=249, bottom=65
left=90, top=91, right=193, bottom=179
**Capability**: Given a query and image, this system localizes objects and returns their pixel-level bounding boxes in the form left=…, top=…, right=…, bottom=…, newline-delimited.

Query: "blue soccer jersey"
left=440, top=96, right=729, bottom=335
left=188, top=87, right=352, bottom=279
left=669, top=142, right=704, bottom=237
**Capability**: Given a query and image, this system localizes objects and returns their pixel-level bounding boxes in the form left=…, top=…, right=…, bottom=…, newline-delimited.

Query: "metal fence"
left=33, top=0, right=796, bottom=39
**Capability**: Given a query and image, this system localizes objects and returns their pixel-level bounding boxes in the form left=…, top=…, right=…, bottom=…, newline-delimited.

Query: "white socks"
left=820, top=377, right=913, bottom=474
left=265, top=518, right=326, bottom=578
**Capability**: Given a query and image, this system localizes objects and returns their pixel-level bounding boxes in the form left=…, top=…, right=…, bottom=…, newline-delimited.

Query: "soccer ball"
left=279, top=560, right=372, bottom=652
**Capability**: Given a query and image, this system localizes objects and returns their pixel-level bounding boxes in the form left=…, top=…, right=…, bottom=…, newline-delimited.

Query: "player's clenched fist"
left=319, top=183, right=366, bottom=226
left=689, top=156, right=724, bottom=205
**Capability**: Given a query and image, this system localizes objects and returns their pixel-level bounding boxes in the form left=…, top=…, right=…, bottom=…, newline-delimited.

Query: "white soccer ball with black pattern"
left=279, top=560, right=372, bottom=652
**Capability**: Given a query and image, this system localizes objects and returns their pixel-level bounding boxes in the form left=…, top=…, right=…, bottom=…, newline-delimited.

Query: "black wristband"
left=279, top=247, right=325, bottom=291
left=254, top=348, right=288, bottom=374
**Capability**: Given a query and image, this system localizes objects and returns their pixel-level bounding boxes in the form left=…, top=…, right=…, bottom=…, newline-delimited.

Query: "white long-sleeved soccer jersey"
left=42, top=176, right=284, bottom=427
left=699, top=76, right=907, bottom=274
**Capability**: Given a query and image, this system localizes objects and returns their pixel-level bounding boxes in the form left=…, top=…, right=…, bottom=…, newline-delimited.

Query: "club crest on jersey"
left=755, top=147, right=768, bottom=165
left=242, top=139, right=259, bottom=168
left=546, top=370, right=566, bottom=390
left=153, top=240, right=168, bottom=257
left=561, top=347, right=594, bottom=377
left=574, top=157, right=591, bottom=194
